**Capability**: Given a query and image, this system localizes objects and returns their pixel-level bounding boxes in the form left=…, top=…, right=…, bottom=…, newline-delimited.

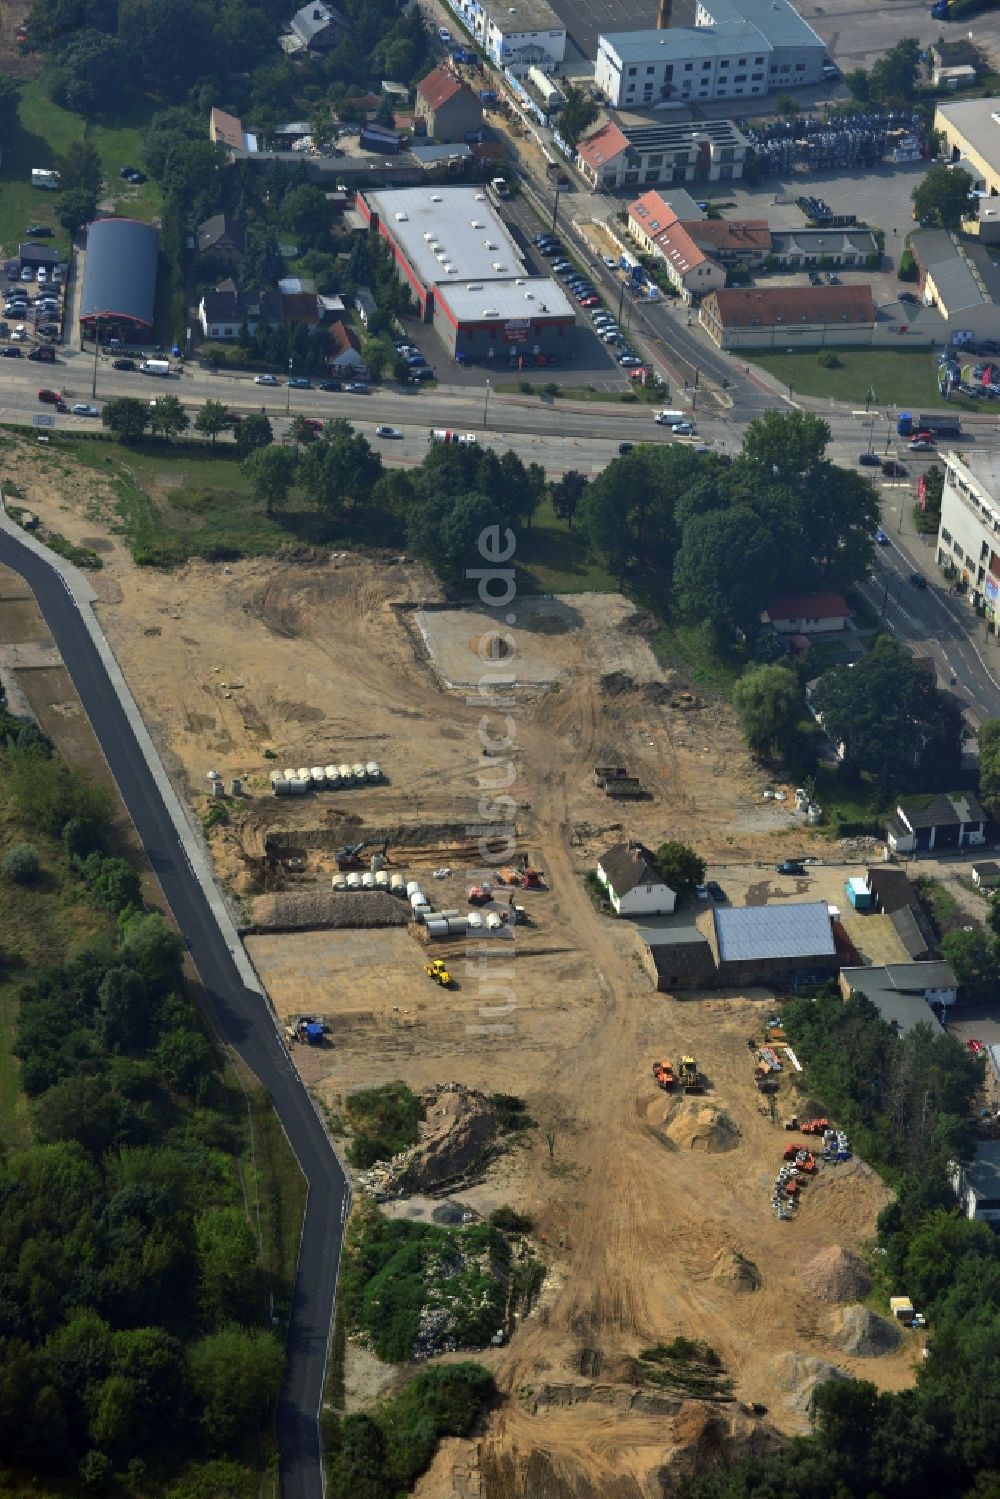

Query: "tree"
left=673, top=507, right=778, bottom=640
left=653, top=841, right=706, bottom=900
left=159, top=139, right=225, bottom=218
left=119, top=911, right=185, bottom=996
left=3, top=842, right=41, bottom=884
left=101, top=398, right=150, bottom=444
left=299, top=420, right=381, bottom=518
left=0, top=75, right=19, bottom=138
left=48, top=29, right=131, bottom=114
left=361, top=336, right=391, bottom=382
left=188, top=1327, right=284, bottom=1446
left=732, top=664, right=800, bottom=759
left=980, top=720, right=1000, bottom=819
left=194, top=400, right=230, bottom=443
left=148, top=396, right=189, bottom=440
left=811, top=635, right=965, bottom=787
left=281, top=183, right=329, bottom=242
left=578, top=445, right=695, bottom=581
left=551, top=470, right=587, bottom=530
left=912, top=165, right=975, bottom=232
left=57, top=187, right=98, bottom=235
left=406, top=490, right=504, bottom=593
left=234, top=412, right=273, bottom=459
left=846, top=66, right=871, bottom=102
left=57, top=139, right=101, bottom=196
left=95, top=967, right=148, bottom=1052
left=869, top=37, right=920, bottom=102
left=80, top=851, right=141, bottom=914
left=558, top=83, right=598, bottom=147
left=195, top=1209, right=261, bottom=1328
left=740, top=408, right=830, bottom=483
left=941, top=928, right=997, bottom=1007
left=242, top=444, right=297, bottom=517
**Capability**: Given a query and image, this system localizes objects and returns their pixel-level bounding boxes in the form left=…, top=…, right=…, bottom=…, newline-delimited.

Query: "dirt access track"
left=5, top=440, right=917, bottom=1499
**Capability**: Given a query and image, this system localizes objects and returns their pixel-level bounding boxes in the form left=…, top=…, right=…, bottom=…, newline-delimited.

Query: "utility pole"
left=482, top=377, right=491, bottom=429
left=91, top=314, right=100, bottom=399
left=285, top=357, right=292, bottom=416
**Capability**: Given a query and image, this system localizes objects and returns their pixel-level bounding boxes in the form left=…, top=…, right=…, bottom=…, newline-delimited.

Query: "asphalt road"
left=0, top=526, right=342, bottom=1499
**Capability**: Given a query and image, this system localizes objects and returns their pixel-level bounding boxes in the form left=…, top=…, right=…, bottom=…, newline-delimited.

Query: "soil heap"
left=802, top=1246, right=872, bottom=1303
left=767, top=1352, right=850, bottom=1415
left=357, top=1082, right=501, bottom=1197
left=710, top=1246, right=760, bottom=1292
left=831, top=1304, right=901, bottom=1357
left=667, top=1101, right=741, bottom=1153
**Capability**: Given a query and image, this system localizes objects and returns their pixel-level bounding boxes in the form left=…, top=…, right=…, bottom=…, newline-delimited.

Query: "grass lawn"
left=753, top=348, right=983, bottom=411
left=0, top=77, right=161, bottom=262
left=515, top=496, right=615, bottom=594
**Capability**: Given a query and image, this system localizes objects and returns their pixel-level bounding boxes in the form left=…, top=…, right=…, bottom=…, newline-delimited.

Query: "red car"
left=967, top=1039, right=984, bottom=1055
left=579, top=295, right=600, bottom=307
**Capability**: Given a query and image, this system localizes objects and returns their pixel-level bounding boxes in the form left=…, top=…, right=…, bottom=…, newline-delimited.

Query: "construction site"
left=0, top=437, right=925, bottom=1498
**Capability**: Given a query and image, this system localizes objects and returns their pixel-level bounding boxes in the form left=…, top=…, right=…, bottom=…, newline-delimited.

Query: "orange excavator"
left=783, top=1145, right=816, bottom=1172
left=800, top=1117, right=829, bottom=1135
left=499, top=865, right=545, bottom=890
left=652, top=1059, right=675, bottom=1090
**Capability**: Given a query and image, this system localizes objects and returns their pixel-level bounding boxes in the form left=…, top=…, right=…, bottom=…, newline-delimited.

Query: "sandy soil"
left=0, top=435, right=919, bottom=1498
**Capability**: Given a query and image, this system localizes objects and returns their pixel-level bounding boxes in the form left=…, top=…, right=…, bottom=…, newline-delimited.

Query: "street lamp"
left=482, top=377, right=491, bottom=429
left=285, top=357, right=293, bottom=415
left=91, top=314, right=100, bottom=399
left=551, top=183, right=561, bottom=233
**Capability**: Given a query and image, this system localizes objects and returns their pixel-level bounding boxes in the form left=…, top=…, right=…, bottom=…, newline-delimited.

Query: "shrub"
left=817, top=350, right=842, bottom=368
left=2, top=842, right=41, bottom=884
left=490, top=1205, right=534, bottom=1233
left=346, top=1081, right=422, bottom=1167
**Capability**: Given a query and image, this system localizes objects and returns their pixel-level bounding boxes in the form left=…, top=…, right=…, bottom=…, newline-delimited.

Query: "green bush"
left=2, top=842, right=41, bottom=884
left=898, top=247, right=918, bottom=281
left=817, top=350, right=842, bottom=368
left=346, top=1081, right=423, bottom=1167
left=490, top=1205, right=534, bottom=1233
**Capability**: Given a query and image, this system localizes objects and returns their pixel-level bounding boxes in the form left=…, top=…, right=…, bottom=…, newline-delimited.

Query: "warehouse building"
left=934, top=95, right=1000, bottom=198
left=79, top=217, right=159, bottom=342
left=703, top=901, right=837, bottom=989
left=358, top=186, right=575, bottom=360
left=595, top=0, right=823, bottom=108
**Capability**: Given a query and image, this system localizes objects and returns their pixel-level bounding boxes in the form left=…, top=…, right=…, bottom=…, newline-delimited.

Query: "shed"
left=79, top=217, right=159, bottom=340
left=638, top=924, right=716, bottom=991
left=972, top=860, right=1000, bottom=890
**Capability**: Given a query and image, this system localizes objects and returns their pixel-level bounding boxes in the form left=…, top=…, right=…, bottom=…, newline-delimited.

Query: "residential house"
left=972, top=860, right=1000, bottom=891
left=327, top=320, right=366, bottom=374
left=952, top=1141, right=1000, bottom=1223
left=597, top=840, right=677, bottom=916
left=415, top=65, right=484, bottom=142
left=196, top=214, right=247, bottom=264
left=646, top=219, right=726, bottom=299
left=288, top=1, right=348, bottom=53
left=700, top=284, right=877, bottom=350
left=886, top=791, right=987, bottom=854
left=209, top=107, right=258, bottom=155
left=699, top=901, right=837, bottom=988
left=839, top=961, right=956, bottom=1034
left=763, top=591, right=850, bottom=634
left=199, top=279, right=245, bottom=340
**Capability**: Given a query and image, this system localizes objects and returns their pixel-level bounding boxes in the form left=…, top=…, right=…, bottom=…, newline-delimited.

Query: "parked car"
left=409, top=367, right=434, bottom=382
left=343, top=382, right=368, bottom=393
left=254, top=373, right=279, bottom=386
left=808, top=271, right=823, bottom=286
left=112, top=358, right=136, bottom=370
left=602, top=255, right=618, bottom=268
left=826, top=272, right=839, bottom=285
left=319, top=378, right=342, bottom=391
left=0, top=347, right=23, bottom=357
left=375, top=425, right=402, bottom=439
left=882, top=460, right=906, bottom=477
left=25, top=225, right=52, bottom=237
left=967, top=1038, right=984, bottom=1055
left=20, top=267, right=33, bottom=281
left=899, top=291, right=918, bottom=304
left=618, top=355, right=642, bottom=368
left=706, top=880, right=727, bottom=901
left=579, top=295, right=600, bottom=307
left=37, top=388, right=61, bottom=403
left=36, top=324, right=59, bottom=338
left=287, top=376, right=312, bottom=388
left=858, top=451, right=880, bottom=466
left=776, top=860, right=806, bottom=875
left=71, top=403, right=98, bottom=416
left=36, top=267, right=47, bottom=284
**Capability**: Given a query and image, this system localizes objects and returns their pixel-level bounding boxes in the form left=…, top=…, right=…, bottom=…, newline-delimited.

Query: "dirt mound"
left=620, top=609, right=660, bottom=637
left=246, top=890, right=407, bottom=932
left=710, top=1246, right=760, bottom=1292
left=600, top=670, right=636, bottom=696
left=666, top=1101, right=741, bottom=1153
left=831, top=1304, right=901, bottom=1357
left=801, top=1246, right=872, bottom=1303
left=358, top=1082, right=501, bottom=1197
left=767, top=1352, right=850, bottom=1415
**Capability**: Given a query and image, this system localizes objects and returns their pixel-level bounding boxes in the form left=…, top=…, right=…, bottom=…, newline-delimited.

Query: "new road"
left=0, top=524, right=342, bottom=1499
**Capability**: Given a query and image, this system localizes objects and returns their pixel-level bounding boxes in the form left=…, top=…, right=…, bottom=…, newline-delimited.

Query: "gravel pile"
left=768, top=1353, right=850, bottom=1415
left=247, top=890, right=408, bottom=931
left=802, top=1246, right=872, bottom=1304
left=831, top=1305, right=901, bottom=1357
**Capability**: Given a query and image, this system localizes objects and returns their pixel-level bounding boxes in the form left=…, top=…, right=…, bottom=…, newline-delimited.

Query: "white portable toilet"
left=467, top=910, right=484, bottom=929
left=362, top=872, right=376, bottom=889
left=375, top=870, right=390, bottom=889
left=325, top=764, right=341, bottom=786
left=310, top=766, right=326, bottom=787
left=406, top=880, right=422, bottom=898
left=347, top=872, right=362, bottom=890
left=296, top=766, right=310, bottom=783
left=339, top=764, right=354, bottom=784
left=352, top=762, right=367, bottom=781
left=390, top=873, right=405, bottom=894
left=366, top=761, right=381, bottom=780
left=332, top=874, right=348, bottom=890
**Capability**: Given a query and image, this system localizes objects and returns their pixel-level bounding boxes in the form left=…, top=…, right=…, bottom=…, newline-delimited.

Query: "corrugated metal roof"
left=80, top=218, right=158, bottom=329
left=715, top=901, right=834, bottom=962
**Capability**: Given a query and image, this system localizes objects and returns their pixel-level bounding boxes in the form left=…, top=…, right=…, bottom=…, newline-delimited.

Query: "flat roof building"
left=935, top=96, right=1000, bottom=197
left=79, top=217, right=159, bottom=341
left=443, top=0, right=565, bottom=68
left=358, top=186, right=575, bottom=363
left=577, top=117, right=749, bottom=191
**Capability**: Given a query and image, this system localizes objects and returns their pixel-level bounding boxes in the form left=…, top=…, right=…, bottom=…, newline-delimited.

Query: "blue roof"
left=80, top=218, right=159, bottom=329
left=715, top=901, right=834, bottom=963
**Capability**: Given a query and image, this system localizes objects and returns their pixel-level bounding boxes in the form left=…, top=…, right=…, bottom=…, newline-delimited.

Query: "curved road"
left=0, top=526, right=342, bottom=1499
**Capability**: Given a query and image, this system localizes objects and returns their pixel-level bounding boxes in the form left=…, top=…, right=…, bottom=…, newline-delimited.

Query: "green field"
left=752, top=348, right=982, bottom=410
left=0, top=77, right=161, bottom=262
left=515, top=496, right=615, bottom=594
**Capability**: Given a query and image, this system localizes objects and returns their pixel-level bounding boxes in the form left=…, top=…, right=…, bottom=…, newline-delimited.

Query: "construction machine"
left=679, top=1055, right=703, bottom=1093
left=800, top=1117, right=829, bottom=1135
left=424, top=958, right=452, bottom=987
left=335, top=837, right=389, bottom=871
left=284, top=1015, right=329, bottom=1046
left=652, top=1059, right=675, bottom=1091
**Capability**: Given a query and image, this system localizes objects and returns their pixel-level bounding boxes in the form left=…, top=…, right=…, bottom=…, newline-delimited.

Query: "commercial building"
left=443, top=0, right=565, bottom=68
left=358, top=186, right=575, bottom=361
left=627, top=190, right=767, bottom=293
left=937, top=450, right=1000, bottom=620
left=577, top=117, right=749, bottom=191
left=79, top=217, right=159, bottom=342
left=934, top=96, right=1000, bottom=198
left=597, top=841, right=677, bottom=917
left=415, top=65, right=484, bottom=141
left=952, top=1142, right=1000, bottom=1224
left=909, top=228, right=1000, bottom=339
left=699, top=283, right=876, bottom=350
left=839, top=962, right=956, bottom=1034
left=595, top=0, right=823, bottom=108
left=768, top=227, right=878, bottom=268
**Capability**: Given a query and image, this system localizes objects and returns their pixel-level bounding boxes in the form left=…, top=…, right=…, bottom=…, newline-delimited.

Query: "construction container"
left=440, top=909, right=460, bottom=919
left=371, top=852, right=386, bottom=872
left=446, top=916, right=469, bottom=935
left=352, top=762, right=367, bottom=781
left=845, top=877, right=872, bottom=911
left=297, top=766, right=310, bottom=783
left=406, top=881, right=422, bottom=898
left=347, top=872, right=362, bottom=890
left=287, top=777, right=309, bottom=795
left=413, top=902, right=432, bottom=922
left=284, top=768, right=297, bottom=782
left=231, top=778, right=242, bottom=796
left=366, top=761, right=381, bottom=780
left=390, top=873, right=406, bottom=894
left=272, top=777, right=290, bottom=796
left=212, top=779, right=225, bottom=798
left=375, top=870, right=390, bottom=889
left=425, top=918, right=448, bottom=939
left=890, top=1297, right=915, bottom=1324
left=362, top=872, right=376, bottom=889
left=269, top=770, right=284, bottom=785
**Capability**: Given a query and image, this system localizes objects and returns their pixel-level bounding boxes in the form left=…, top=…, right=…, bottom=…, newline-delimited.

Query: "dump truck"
left=652, top=1060, right=674, bottom=1090
left=424, top=958, right=452, bottom=987
left=679, top=1055, right=703, bottom=1093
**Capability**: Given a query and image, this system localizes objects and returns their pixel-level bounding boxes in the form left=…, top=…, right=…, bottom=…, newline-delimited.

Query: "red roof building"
left=764, top=592, right=851, bottom=634
left=415, top=65, right=483, bottom=142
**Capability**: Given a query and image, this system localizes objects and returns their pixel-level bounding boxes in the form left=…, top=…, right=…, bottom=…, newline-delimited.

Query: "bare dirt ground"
left=2, top=436, right=918, bottom=1498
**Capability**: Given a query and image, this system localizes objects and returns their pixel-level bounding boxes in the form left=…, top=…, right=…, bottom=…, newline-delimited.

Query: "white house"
left=886, top=791, right=987, bottom=855
left=327, top=320, right=366, bottom=374
left=952, top=1142, right=1000, bottom=1223
left=763, top=591, right=851, bottom=635
left=597, top=840, right=676, bottom=917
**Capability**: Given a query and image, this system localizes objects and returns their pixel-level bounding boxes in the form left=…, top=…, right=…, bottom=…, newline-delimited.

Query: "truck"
left=655, top=409, right=688, bottom=426
left=140, top=359, right=171, bottom=376
left=27, top=346, right=56, bottom=363
left=897, top=410, right=961, bottom=437
left=31, top=169, right=60, bottom=190
left=428, top=429, right=477, bottom=445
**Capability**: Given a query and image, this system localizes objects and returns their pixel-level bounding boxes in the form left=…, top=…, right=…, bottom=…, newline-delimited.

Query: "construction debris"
left=357, top=1082, right=503, bottom=1198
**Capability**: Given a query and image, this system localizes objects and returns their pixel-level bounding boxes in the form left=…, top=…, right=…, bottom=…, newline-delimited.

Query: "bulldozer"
left=424, top=958, right=452, bottom=988
left=652, top=1059, right=675, bottom=1091
left=678, top=1055, right=703, bottom=1093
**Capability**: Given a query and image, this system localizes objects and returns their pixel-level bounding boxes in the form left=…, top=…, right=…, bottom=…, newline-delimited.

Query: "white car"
left=37, top=267, right=47, bottom=284
left=71, top=403, right=98, bottom=416
left=602, top=255, right=618, bottom=268
left=254, top=373, right=279, bottom=386
left=375, top=425, right=402, bottom=439
left=11, top=326, right=27, bottom=340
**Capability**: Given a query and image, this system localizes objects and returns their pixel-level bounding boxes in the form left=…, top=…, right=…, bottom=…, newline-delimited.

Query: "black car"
left=909, top=571, right=927, bottom=589
left=25, top=225, right=53, bottom=238
left=0, top=347, right=23, bottom=357
left=319, top=378, right=341, bottom=391
left=858, top=452, right=880, bottom=466
left=618, top=441, right=634, bottom=455
left=776, top=860, right=805, bottom=876
left=808, top=271, right=822, bottom=286
left=112, top=357, right=136, bottom=370
left=705, top=880, right=727, bottom=901
left=899, top=291, right=918, bottom=304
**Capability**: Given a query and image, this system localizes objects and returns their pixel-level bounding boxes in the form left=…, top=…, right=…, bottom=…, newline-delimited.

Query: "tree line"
left=0, top=709, right=284, bottom=1489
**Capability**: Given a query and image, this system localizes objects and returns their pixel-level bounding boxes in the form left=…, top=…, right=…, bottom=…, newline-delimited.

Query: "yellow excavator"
left=424, top=958, right=452, bottom=988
